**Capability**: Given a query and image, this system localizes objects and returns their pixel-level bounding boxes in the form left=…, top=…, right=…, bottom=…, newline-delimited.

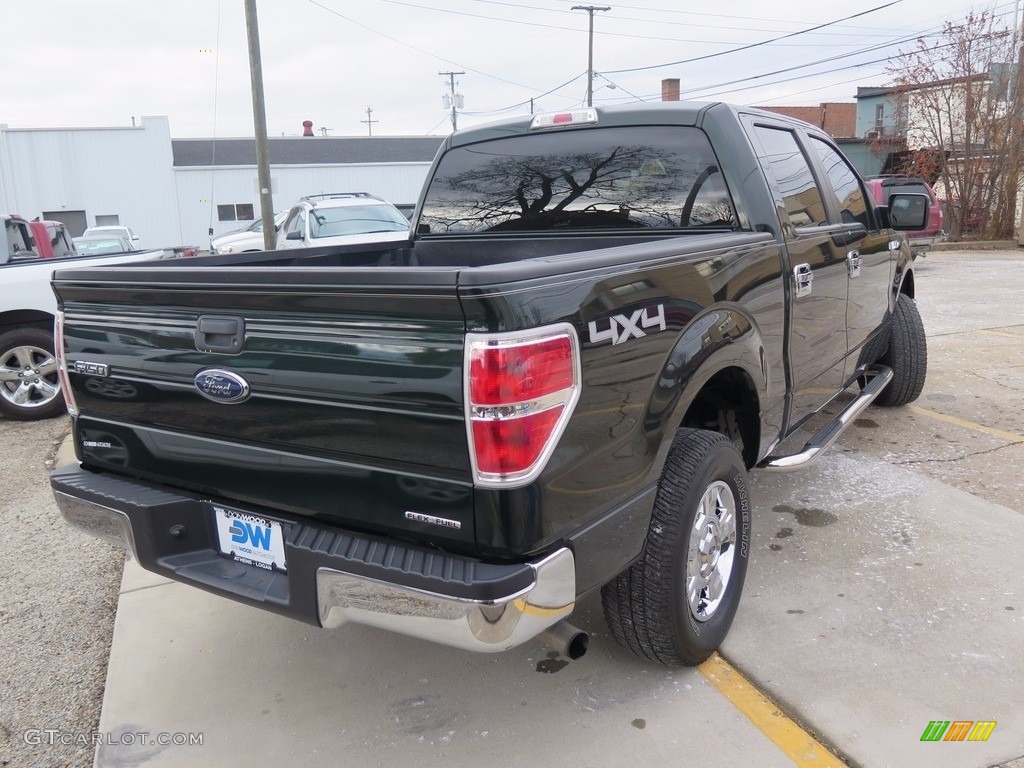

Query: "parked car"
left=0, top=233, right=170, bottom=419
left=82, top=225, right=141, bottom=250
left=277, top=193, right=410, bottom=249
left=211, top=212, right=287, bottom=254
left=73, top=235, right=134, bottom=255
left=865, top=176, right=944, bottom=255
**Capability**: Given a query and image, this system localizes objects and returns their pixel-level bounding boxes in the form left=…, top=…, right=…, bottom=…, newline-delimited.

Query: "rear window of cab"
left=419, top=126, right=738, bottom=234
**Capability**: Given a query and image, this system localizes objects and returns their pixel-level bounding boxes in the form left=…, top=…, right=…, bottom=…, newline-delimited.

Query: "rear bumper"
left=51, top=465, right=576, bottom=653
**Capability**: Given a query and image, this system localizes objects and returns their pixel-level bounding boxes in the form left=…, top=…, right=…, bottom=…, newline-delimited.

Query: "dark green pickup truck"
left=49, top=102, right=928, bottom=666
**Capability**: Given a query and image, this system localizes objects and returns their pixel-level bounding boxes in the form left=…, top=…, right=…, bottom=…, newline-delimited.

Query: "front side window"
left=283, top=208, right=304, bottom=237
left=754, top=126, right=827, bottom=227
left=419, top=126, right=737, bottom=234
left=810, top=138, right=871, bottom=228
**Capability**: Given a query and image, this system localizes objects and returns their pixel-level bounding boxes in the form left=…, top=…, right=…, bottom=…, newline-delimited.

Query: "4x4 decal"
left=588, top=305, right=666, bottom=346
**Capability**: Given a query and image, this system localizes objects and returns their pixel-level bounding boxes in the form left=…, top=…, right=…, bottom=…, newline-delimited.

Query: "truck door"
left=749, top=123, right=849, bottom=428
left=805, top=136, right=892, bottom=359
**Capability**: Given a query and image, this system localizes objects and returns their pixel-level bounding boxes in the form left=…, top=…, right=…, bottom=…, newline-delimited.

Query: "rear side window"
left=753, top=126, right=826, bottom=227
left=419, top=126, right=737, bottom=234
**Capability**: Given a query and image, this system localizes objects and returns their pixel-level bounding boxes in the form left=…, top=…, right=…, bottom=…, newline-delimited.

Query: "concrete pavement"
left=69, top=445, right=1022, bottom=768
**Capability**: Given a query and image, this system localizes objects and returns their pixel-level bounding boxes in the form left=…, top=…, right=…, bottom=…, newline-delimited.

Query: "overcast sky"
left=2, top=0, right=1018, bottom=138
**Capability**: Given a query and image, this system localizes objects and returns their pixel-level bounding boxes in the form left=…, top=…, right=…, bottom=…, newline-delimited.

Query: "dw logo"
left=589, top=305, right=667, bottom=346
left=230, top=520, right=272, bottom=551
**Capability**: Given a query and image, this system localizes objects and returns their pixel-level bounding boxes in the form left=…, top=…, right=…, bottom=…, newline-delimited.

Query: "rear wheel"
left=602, top=428, right=751, bottom=666
left=0, top=328, right=66, bottom=420
left=875, top=295, right=927, bottom=407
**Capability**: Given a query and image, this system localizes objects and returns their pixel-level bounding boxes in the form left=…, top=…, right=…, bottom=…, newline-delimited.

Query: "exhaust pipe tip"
left=539, top=620, right=589, bottom=660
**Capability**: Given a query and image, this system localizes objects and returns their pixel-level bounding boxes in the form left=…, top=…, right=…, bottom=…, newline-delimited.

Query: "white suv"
left=277, top=193, right=410, bottom=249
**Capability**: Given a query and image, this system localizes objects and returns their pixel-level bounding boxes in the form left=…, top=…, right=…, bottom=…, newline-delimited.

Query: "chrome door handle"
left=793, top=263, right=813, bottom=297
left=847, top=250, right=862, bottom=278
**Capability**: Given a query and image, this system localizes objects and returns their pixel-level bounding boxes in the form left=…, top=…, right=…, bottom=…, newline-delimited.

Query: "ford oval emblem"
left=194, top=369, right=251, bottom=404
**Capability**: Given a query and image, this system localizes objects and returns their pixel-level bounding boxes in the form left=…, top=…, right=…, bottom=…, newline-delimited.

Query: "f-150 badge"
left=588, top=305, right=666, bottom=346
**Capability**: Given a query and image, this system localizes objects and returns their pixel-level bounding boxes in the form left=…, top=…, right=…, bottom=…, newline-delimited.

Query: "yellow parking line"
left=907, top=405, right=1024, bottom=444
left=976, top=329, right=1024, bottom=340
left=699, top=653, right=846, bottom=767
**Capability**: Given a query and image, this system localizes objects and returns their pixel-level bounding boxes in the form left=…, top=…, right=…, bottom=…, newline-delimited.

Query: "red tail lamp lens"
left=470, top=337, right=574, bottom=405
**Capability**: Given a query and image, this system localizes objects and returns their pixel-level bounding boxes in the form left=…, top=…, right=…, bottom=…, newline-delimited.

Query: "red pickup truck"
left=28, top=220, right=77, bottom=258
left=2, top=214, right=76, bottom=260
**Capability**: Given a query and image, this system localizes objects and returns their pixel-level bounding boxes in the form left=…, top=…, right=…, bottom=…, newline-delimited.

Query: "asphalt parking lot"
left=2, top=249, right=1023, bottom=768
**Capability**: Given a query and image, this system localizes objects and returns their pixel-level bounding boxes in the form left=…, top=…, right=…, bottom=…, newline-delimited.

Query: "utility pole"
left=572, top=5, right=610, bottom=107
left=243, top=0, right=275, bottom=252
left=1014, top=0, right=1024, bottom=244
left=439, top=71, right=464, bottom=131
left=361, top=106, right=379, bottom=137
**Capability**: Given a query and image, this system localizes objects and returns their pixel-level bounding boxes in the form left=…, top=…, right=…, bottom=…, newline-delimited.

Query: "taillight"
left=465, top=324, right=580, bottom=487
left=54, top=312, right=79, bottom=416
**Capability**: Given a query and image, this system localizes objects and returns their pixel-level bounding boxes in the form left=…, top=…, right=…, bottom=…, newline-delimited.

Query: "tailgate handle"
left=195, top=315, right=245, bottom=354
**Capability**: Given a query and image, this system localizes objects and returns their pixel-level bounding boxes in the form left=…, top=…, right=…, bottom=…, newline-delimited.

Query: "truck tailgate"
left=52, top=264, right=475, bottom=548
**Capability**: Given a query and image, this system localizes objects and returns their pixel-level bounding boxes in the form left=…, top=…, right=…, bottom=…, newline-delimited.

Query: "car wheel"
left=875, top=295, right=927, bottom=407
left=602, top=428, right=751, bottom=666
left=0, top=327, right=67, bottom=420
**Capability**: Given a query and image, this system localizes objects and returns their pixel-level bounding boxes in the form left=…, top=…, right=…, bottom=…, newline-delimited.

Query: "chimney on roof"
left=662, top=79, right=680, bottom=102
left=302, top=120, right=314, bottom=137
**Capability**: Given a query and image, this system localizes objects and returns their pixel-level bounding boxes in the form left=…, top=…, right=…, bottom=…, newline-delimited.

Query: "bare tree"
left=887, top=11, right=1022, bottom=241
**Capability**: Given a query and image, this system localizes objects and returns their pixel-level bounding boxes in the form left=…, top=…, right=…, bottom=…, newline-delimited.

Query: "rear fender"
left=643, top=306, right=767, bottom=471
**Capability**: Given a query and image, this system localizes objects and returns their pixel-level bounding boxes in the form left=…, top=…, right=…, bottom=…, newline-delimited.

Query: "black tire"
left=602, top=428, right=751, bottom=666
left=0, top=327, right=67, bottom=421
left=875, top=295, right=927, bottom=407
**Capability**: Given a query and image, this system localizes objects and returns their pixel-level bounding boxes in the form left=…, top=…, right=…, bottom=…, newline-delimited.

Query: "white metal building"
left=0, top=117, right=444, bottom=250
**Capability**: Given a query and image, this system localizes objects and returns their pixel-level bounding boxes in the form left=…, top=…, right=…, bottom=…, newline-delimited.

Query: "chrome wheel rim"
left=686, top=480, right=738, bottom=622
left=0, top=344, right=61, bottom=410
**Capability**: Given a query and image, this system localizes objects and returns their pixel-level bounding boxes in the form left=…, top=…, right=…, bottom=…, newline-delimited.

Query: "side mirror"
left=886, top=193, right=929, bottom=230
left=285, top=230, right=303, bottom=241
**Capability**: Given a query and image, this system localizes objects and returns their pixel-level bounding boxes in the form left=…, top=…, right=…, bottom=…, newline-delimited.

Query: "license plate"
left=213, top=505, right=287, bottom=573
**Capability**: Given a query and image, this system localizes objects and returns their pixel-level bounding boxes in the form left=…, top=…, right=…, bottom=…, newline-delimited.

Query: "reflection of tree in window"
left=420, top=127, right=737, bottom=234
left=754, top=127, right=826, bottom=227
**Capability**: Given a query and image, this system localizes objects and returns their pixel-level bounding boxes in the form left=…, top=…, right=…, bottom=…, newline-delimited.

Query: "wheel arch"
left=643, top=305, right=767, bottom=471
left=0, top=309, right=55, bottom=335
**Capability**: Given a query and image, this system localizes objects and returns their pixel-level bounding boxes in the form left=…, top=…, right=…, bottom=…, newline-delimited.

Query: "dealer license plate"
left=213, top=505, right=287, bottom=573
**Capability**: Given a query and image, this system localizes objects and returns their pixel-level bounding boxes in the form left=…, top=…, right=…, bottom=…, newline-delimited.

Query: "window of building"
left=874, top=104, right=884, bottom=130
left=217, top=203, right=256, bottom=222
left=95, top=214, right=121, bottom=226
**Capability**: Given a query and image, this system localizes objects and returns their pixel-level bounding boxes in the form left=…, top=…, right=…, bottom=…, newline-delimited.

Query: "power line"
left=604, top=1, right=905, bottom=74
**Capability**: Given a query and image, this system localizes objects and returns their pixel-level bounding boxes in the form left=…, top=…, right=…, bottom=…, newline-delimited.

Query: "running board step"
left=758, top=365, right=894, bottom=472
